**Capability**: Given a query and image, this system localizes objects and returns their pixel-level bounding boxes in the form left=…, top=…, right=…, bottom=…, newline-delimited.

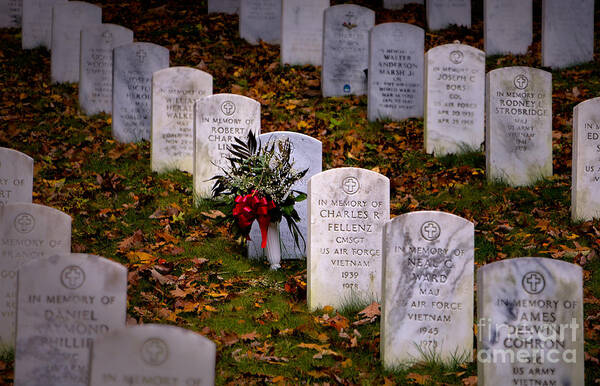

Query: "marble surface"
left=425, top=43, right=484, bottom=155
left=79, top=24, right=134, bottom=115
left=207, top=0, right=239, bottom=14
left=281, top=0, right=329, bottom=66
left=321, top=4, right=375, bottom=97
left=484, top=0, right=532, bottom=56
left=477, top=258, right=584, bottom=386
left=151, top=67, right=213, bottom=174
left=50, top=1, right=102, bottom=83
left=112, top=42, right=169, bottom=143
left=15, top=253, right=127, bottom=386
left=426, top=0, right=470, bottom=30
left=22, top=0, right=66, bottom=49
left=89, top=324, right=216, bottom=386
left=240, top=0, right=281, bottom=45
left=542, top=0, right=594, bottom=69
left=307, top=167, right=389, bottom=311
left=0, top=0, right=22, bottom=27
left=248, top=132, right=322, bottom=260
left=486, top=66, right=552, bottom=186
left=0, top=203, right=71, bottom=349
left=0, top=147, right=33, bottom=206
left=572, top=97, right=600, bottom=221
left=193, top=94, right=261, bottom=198
left=381, top=211, right=473, bottom=369
left=383, top=0, right=423, bottom=9
left=368, top=22, right=424, bottom=121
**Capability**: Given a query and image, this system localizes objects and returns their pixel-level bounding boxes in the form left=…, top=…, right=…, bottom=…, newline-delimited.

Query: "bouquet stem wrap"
left=232, top=191, right=276, bottom=248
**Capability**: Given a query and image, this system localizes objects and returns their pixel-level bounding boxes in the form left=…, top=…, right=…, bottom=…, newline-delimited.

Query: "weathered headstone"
left=424, top=43, right=485, bottom=155
left=14, top=253, right=127, bottom=386
left=0, top=0, right=22, bottom=27
left=22, top=0, right=66, bottom=49
left=426, top=0, right=470, bottom=30
left=383, top=0, right=423, bottom=9
left=477, top=258, right=584, bottom=386
left=280, top=0, right=329, bottom=66
left=193, top=94, right=261, bottom=199
left=51, top=1, right=102, bottom=84
left=79, top=24, right=134, bottom=115
left=542, top=0, right=594, bottom=69
left=381, top=211, right=473, bottom=368
left=240, top=0, right=281, bottom=45
left=0, top=147, right=33, bottom=206
left=0, top=203, right=71, bottom=348
left=207, top=0, right=239, bottom=14
left=248, top=132, right=322, bottom=260
left=307, top=167, right=390, bottom=311
left=112, top=42, right=169, bottom=143
left=321, top=4, right=375, bottom=97
left=486, top=67, right=552, bottom=186
left=89, top=324, right=216, bottom=386
left=572, top=97, right=600, bottom=221
left=484, top=0, right=532, bottom=56
left=367, top=23, right=424, bottom=121
left=151, top=67, right=213, bottom=174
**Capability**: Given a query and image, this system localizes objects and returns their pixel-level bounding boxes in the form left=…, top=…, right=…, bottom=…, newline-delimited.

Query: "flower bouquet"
left=210, top=132, right=308, bottom=269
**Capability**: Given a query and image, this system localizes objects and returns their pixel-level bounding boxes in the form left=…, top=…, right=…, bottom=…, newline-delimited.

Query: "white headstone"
left=112, top=42, right=169, bottom=143
left=572, top=97, right=600, bottom=221
left=426, top=0, right=470, bottom=30
left=367, top=23, right=424, bottom=121
left=477, top=258, right=584, bottom=386
left=381, top=211, right=473, bottom=368
left=248, top=132, right=322, bottom=260
left=240, top=0, right=281, bottom=45
left=0, top=0, right=22, bottom=27
left=89, top=325, right=216, bottom=386
left=486, top=67, right=552, bottom=186
left=14, top=253, right=127, bottom=386
left=542, top=0, right=594, bottom=69
left=307, top=167, right=390, bottom=311
left=22, top=0, right=66, bottom=49
left=50, top=1, right=102, bottom=84
left=383, top=0, right=424, bottom=9
left=208, top=0, right=239, bottom=14
left=321, top=4, right=375, bottom=97
left=0, top=147, right=33, bottom=206
left=484, top=0, right=532, bottom=56
left=0, top=203, right=71, bottom=349
left=193, top=94, right=261, bottom=199
left=425, top=43, right=485, bottom=155
left=79, top=24, right=134, bottom=115
left=280, top=0, right=329, bottom=66
left=151, top=67, right=213, bottom=174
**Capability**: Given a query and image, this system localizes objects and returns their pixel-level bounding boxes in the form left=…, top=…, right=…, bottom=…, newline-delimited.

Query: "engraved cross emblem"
left=60, top=266, right=86, bottom=290
left=141, top=338, right=169, bottom=366
left=522, top=272, right=545, bottom=294
left=420, top=221, right=441, bottom=241
left=342, top=177, right=360, bottom=194
left=221, top=101, right=236, bottom=116
left=136, top=49, right=147, bottom=63
left=102, top=31, right=113, bottom=44
left=514, top=74, right=528, bottom=90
